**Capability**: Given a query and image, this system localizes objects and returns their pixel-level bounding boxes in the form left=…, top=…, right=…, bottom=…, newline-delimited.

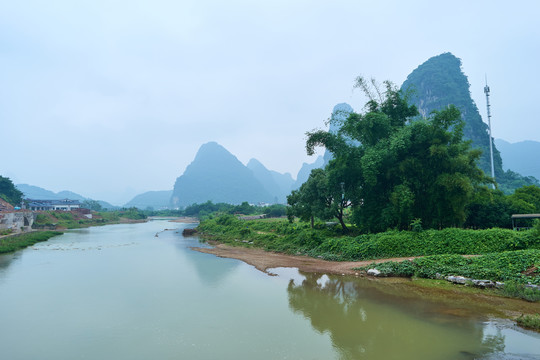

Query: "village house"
left=26, top=199, right=81, bottom=211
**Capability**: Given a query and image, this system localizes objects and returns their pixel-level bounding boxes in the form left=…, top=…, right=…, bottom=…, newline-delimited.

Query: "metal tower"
left=484, top=78, right=495, bottom=188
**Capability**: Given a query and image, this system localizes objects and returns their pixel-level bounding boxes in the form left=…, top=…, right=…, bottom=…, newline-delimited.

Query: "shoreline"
left=192, top=242, right=416, bottom=275
left=192, top=242, right=540, bottom=321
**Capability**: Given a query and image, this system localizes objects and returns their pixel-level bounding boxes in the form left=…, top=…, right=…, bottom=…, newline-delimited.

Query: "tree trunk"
left=310, top=216, right=314, bottom=229
left=336, top=209, right=348, bottom=232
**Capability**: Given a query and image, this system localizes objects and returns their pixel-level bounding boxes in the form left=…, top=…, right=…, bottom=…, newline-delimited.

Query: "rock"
left=471, top=279, right=495, bottom=288
left=446, top=276, right=468, bottom=284
left=367, top=269, right=381, bottom=277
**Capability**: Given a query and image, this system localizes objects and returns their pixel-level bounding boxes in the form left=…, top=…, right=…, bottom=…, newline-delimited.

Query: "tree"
left=287, top=168, right=351, bottom=231
left=82, top=199, right=103, bottom=211
left=0, top=176, right=23, bottom=206
left=304, top=78, right=488, bottom=232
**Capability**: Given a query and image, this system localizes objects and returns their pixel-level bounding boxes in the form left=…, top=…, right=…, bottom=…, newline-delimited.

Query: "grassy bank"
left=197, top=215, right=540, bottom=261
left=33, top=209, right=147, bottom=230
left=198, top=215, right=540, bottom=304
left=517, top=314, right=540, bottom=331
left=0, top=231, right=63, bottom=253
left=357, top=250, right=540, bottom=286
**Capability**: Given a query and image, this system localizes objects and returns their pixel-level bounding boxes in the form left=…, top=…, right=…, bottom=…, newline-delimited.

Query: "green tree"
left=305, top=78, right=488, bottom=232
left=82, top=199, right=103, bottom=211
left=287, top=168, right=351, bottom=231
left=465, top=187, right=512, bottom=229
left=0, top=176, right=23, bottom=206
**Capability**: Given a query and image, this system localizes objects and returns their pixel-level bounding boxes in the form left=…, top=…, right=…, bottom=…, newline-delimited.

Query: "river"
left=0, top=221, right=538, bottom=359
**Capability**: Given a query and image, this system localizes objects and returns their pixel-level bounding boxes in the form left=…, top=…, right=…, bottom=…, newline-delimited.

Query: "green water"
left=0, top=221, right=538, bottom=359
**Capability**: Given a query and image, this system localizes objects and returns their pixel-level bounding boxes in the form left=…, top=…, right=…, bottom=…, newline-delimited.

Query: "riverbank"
left=192, top=242, right=540, bottom=321
left=0, top=231, right=64, bottom=253
left=192, top=241, right=418, bottom=275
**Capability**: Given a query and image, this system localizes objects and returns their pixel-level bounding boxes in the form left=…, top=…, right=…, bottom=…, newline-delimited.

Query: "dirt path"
left=192, top=243, right=417, bottom=275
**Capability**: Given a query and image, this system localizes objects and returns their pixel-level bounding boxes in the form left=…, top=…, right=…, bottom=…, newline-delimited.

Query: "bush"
left=0, top=231, right=63, bottom=253
left=516, top=314, right=540, bottom=331
left=501, top=281, right=540, bottom=302
left=363, top=250, right=540, bottom=286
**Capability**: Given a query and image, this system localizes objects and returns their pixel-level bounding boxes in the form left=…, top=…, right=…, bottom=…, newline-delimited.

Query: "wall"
left=0, top=211, right=35, bottom=232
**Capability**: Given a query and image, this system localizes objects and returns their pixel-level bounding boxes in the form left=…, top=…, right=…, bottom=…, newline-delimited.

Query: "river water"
left=0, top=221, right=538, bottom=360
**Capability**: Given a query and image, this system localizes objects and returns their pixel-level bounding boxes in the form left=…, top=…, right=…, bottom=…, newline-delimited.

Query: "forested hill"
left=401, top=52, right=538, bottom=192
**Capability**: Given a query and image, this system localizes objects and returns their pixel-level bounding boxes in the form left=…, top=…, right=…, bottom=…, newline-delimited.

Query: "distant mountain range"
left=171, top=142, right=276, bottom=208
left=16, top=184, right=117, bottom=209
left=495, top=139, right=540, bottom=181
left=124, top=190, right=173, bottom=210
left=17, top=53, right=540, bottom=208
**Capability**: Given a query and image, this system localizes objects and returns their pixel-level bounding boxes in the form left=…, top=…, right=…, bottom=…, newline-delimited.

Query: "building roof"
left=26, top=198, right=81, bottom=206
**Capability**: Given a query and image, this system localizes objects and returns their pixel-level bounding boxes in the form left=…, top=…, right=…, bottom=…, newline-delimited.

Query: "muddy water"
left=0, top=221, right=538, bottom=359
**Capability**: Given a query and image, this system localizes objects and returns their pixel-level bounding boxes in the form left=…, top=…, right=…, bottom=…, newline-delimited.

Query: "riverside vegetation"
left=0, top=207, right=148, bottom=254
left=198, top=78, right=540, bottom=331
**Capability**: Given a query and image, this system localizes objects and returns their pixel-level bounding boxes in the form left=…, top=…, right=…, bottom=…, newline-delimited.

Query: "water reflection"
left=169, top=228, right=241, bottom=287
left=286, top=271, right=506, bottom=360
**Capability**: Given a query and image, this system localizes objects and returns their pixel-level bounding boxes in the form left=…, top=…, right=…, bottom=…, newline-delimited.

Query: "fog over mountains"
left=16, top=184, right=117, bottom=209
left=171, top=142, right=275, bottom=208
left=14, top=52, right=540, bottom=209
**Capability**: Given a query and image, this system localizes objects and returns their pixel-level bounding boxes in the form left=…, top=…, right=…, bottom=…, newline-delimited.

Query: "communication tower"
left=484, top=77, right=495, bottom=188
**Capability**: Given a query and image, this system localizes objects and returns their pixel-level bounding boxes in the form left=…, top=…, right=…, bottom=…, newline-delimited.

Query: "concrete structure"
left=26, top=199, right=81, bottom=211
left=0, top=199, right=34, bottom=232
left=0, top=211, right=34, bottom=232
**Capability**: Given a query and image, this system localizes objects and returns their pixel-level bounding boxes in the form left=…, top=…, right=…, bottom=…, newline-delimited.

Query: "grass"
left=500, top=281, right=540, bottom=302
left=32, top=209, right=147, bottom=230
left=356, top=250, right=540, bottom=286
left=516, top=314, right=540, bottom=331
left=0, top=231, right=64, bottom=253
left=198, top=215, right=540, bottom=261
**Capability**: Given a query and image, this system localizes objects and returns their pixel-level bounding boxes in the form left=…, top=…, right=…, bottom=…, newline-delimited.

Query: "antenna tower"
left=484, top=77, right=495, bottom=188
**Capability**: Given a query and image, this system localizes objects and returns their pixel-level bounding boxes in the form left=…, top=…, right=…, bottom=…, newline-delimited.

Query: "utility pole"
left=484, top=77, right=495, bottom=189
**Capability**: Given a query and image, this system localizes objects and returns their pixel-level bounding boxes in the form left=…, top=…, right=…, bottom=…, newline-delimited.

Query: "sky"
left=1, top=0, right=539, bottom=205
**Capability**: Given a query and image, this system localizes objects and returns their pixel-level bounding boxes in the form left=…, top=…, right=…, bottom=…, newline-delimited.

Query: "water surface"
left=0, top=221, right=538, bottom=359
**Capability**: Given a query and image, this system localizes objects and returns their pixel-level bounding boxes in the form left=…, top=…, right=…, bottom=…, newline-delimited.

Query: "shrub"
left=501, top=281, right=540, bottom=302
left=516, top=314, right=540, bottom=331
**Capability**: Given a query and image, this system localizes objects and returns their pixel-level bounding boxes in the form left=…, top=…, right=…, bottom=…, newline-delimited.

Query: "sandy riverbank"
left=192, top=242, right=415, bottom=275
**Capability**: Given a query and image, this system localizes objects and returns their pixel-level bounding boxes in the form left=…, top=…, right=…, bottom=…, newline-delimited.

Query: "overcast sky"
left=1, top=0, right=539, bottom=205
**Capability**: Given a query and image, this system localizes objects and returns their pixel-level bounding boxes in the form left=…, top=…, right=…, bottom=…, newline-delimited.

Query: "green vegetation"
left=32, top=208, right=147, bottom=230
left=401, top=53, right=539, bottom=193
left=198, top=215, right=540, bottom=260
left=359, top=250, right=540, bottom=285
left=0, top=176, right=23, bottom=206
left=178, top=201, right=286, bottom=220
left=500, top=281, right=540, bottom=302
left=291, top=78, right=489, bottom=233
left=516, top=314, right=540, bottom=331
left=0, top=231, right=63, bottom=253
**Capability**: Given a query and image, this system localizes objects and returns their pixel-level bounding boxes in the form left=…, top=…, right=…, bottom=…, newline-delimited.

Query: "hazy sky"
left=2, top=0, right=539, bottom=205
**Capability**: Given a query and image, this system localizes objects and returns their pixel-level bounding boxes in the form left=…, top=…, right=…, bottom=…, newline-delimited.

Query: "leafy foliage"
left=0, top=176, right=23, bottom=206
left=181, top=200, right=286, bottom=220
left=401, top=52, right=539, bottom=193
left=287, top=168, right=350, bottom=230
left=198, top=216, right=539, bottom=261
left=364, top=250, right=540, bottom=286
left=516, top=314, right=540, bottom=330
left=303, top=78, right=487, bottom=232
left=0, top=231, right=63, bottom=253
